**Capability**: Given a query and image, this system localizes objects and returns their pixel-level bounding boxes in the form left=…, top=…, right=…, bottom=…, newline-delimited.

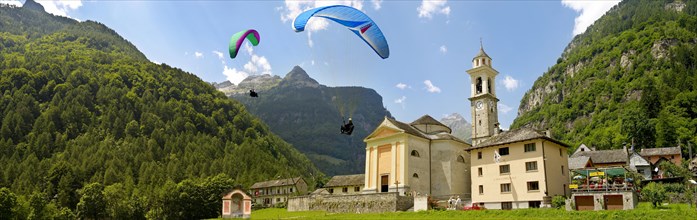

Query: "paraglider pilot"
left=249, top=89, right=258, bottom=97
left=341, top=118, right=354, bottom=135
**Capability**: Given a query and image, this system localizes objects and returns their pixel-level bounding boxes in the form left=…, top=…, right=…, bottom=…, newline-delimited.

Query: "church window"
left=524, top=143, right=536, bottom=152
left=457, top=155, right=465, bottom=163
left=476, top=77, right=483, bottom=94
left=478, top=167, right=483, bottom=176
left=410, top=150, right=420, bottom=157
left=355, top=187, right=360, bottom=192
left=559, top=148, right=563, bottom=156
left=561, top=165, right=565, bottom=176
left=413, top=173, right=419, bottom=178
left=342, top=187, right=348, bottom=193
left=479, top=120, right=481, bottom=126
left=499, top=165, right=510, bottom=174
left=499, top=147, right=509, bottom=156
left=477, top=152, right=482, bottom=159
left=479, top=185, right=484, bottom=194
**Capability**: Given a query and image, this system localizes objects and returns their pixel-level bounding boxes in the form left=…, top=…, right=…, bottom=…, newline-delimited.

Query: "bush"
left=641, top=182, right=667, bottom=208
left=552, top=196, right=566, bottom=209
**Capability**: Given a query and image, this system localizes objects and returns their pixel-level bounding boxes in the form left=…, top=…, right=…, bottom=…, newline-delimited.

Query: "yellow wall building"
left=466, top=44, right=570, bottom=209
left=363, top=115, right=471, bottom=198
left=468, top=130, right=570, bottom=209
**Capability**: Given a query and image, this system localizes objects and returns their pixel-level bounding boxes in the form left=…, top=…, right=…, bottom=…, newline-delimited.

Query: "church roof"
left=410, top=115, right=446, bottom=126
left=324, top=174, right=364, bottom=188
left=385, top=117, right=429, bottom=139
left=473, top=45, right=491, bottom=60
left=640, top=146, right=681, bottom=156
left=250, top=177, right=303, bottom=189
left=379, top=117, right=469, bottom=145
left=467, top=127, right=569, bottom=150
left=410, top=115, right=452, bottom=134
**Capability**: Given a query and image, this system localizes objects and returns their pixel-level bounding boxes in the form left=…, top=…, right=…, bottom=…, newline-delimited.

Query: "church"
left=362, top=115, right=471, bottom=198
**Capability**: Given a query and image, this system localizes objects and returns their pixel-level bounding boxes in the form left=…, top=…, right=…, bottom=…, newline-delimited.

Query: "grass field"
left=250, top=203, right=697, bottom=219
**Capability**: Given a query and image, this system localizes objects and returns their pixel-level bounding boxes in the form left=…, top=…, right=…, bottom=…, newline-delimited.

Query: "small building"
left=221, top=189, right=251, bottom=219
left=568, top=167, right=638, bottom=211
left=640, top=146, right=682, bottom=166
left=323, top=174, right=364, bottom=195
left=249, top=177, right=307, bottom=207
left=570, top=145, right=651, bottom=180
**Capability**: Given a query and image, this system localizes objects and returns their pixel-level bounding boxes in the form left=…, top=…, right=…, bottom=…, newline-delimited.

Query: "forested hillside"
left=513, top=0, right=697, bottom=154
left=230, top=66, right=392, bottom=176
left=0, top=3, right=319, bottom=219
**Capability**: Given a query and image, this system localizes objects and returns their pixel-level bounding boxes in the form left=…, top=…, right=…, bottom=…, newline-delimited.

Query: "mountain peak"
left=440, top=113, right=472, bottom=144
left=23, top=0, right=45, bottom=12
left=280, top=66, right=320, bottom=88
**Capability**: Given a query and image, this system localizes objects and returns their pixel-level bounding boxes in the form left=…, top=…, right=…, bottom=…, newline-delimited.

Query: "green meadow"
left=249, top=203, right=697, bottom=219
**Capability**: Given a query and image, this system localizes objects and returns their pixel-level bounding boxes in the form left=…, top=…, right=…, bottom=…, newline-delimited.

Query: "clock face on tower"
left=476, top=101, right=483, bottom=110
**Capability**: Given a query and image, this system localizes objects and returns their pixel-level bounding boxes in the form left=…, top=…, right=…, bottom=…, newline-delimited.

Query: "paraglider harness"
left=340, top=118, right=354, bottom=135
left=249, top=89, right=258, bottom=97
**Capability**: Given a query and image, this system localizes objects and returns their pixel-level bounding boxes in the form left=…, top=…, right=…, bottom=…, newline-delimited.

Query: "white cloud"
left=311, top=60, right=316, bottom=65
left=502, top=75, right=519, bottom=91
left=417, top=0, right=450, bottom=19
left=212, top=51, right=224, bottom=59
left=439, top=45, right=447, bottom=54
left=372, top=0, right=382, bottom=10
left=194, top=52, right=203, bottom=58
left=0, top=0, right=22, bottom=7
left=562, top=0, right=620, bottom=36
left=396, top=83, right=409, bottom=90
left=221, top=44, right=273, bottom=85
left=223, top=66, right=249, bottom=85
left=279, top=0, right=365, bottom=47
left=424, top=80, right=441, bottom=93
left=394, top=96, right=407, bottom=109
left=37, top=0, right=83, bottom=18
left=243, top=42, right=254, bottom=56
left=152, top=60, right=161, bottom=65
left=498, top=103, right=513, bottom=114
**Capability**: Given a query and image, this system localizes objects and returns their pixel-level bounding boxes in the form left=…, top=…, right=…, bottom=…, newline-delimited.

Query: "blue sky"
left=4, top=0, right=621, bottom=129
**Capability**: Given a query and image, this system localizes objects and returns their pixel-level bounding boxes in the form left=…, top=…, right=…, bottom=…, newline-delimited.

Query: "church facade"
left=465, top=44, right=570, bottom=209
left=363, top=115, right=471, bottom=198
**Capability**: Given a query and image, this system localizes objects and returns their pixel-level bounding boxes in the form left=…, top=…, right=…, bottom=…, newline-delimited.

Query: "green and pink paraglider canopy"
left=229, top=29, right=260, bottom=59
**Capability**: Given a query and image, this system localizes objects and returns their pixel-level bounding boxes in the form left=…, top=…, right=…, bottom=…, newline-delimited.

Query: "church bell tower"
left=467, top=42, right=500, bottom=146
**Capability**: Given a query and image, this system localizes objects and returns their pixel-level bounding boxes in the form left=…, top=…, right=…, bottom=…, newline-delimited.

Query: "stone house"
left=640, top=146, right=682, bottom=166
left=249, top=177, right=307, bottom=207
left=324, top=174, right=364, bottom=195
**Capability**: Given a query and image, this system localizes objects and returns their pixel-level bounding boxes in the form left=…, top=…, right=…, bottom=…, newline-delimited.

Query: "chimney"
left=545, top=129, right=552, bottom=138
left=494, top=123, right=500, bottom=135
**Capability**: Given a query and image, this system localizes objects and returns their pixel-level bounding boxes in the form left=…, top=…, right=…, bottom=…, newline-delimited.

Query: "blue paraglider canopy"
left=292, top=5, right=389, bottom=59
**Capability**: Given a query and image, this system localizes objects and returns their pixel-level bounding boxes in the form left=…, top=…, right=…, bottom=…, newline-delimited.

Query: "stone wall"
left=288, top=192, right=414, bottom=213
